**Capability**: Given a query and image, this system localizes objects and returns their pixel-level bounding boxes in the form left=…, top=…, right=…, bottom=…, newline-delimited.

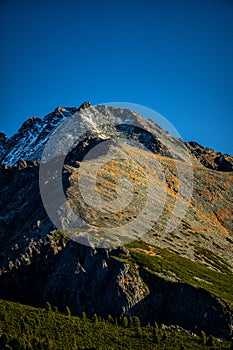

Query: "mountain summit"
left=1, top=103, right=232, bottom=171
left=0, top=103, right=232, bottom=340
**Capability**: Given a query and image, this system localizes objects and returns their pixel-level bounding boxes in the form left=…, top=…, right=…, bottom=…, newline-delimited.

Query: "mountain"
left=0, top=103, right=232, bottom=341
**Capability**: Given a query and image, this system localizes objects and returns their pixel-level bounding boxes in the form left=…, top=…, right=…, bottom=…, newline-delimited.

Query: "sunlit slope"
left=66, top=142, right=233, bottom=272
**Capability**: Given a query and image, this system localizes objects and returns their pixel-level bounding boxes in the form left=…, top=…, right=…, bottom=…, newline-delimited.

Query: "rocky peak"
left=0, top=106, right=80, bottom=166
left=0, top=133, right=8, bottom=163
left=186, top=141, right=233, bottom=172
left=21, top=116, right=42, bottom=128
left=1, top=104, right=232, bottom=172
left=0, top=132, right=7, bottom=143
left=78, top=101, right=92, bottom=110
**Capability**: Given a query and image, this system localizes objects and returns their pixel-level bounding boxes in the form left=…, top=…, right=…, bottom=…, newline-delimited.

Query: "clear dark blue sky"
left=1, top=0, right=233, bottom=154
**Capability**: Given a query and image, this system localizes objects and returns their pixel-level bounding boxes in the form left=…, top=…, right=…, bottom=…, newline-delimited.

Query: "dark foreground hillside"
left=0, top=299, right=232, bottom=350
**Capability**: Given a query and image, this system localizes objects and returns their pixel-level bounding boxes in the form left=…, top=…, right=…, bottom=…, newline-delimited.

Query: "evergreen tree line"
left=0, top=300, right=232, bottom=350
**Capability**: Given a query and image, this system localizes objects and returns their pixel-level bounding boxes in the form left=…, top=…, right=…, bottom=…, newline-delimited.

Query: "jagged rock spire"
left=78, top=102, right=92, bottom=111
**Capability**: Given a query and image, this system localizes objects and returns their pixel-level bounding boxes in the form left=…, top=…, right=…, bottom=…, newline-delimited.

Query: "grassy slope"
left=0, top=299, right=231, bottom=350
left=126, top=240, right=233, bottom=307
left=1, top=240, right=232, bottom=349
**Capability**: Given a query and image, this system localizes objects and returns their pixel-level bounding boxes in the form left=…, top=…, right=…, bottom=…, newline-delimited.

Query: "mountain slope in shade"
left=0, top=103, right=232, bottom=340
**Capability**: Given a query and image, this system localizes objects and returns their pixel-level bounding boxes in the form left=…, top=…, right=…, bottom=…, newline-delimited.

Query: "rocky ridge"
left=1, top=103, right=232, bottom=171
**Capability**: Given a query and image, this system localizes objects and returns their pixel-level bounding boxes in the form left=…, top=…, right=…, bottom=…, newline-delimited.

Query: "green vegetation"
left=0, top=299, right=231, bottom=350
left=48, top=230, right=70, bottom=246
left=194, top=247, right=232, bottom=274
left=126, top=240, right=233, bottom=307
left=1, top=241, right=232, bottom=349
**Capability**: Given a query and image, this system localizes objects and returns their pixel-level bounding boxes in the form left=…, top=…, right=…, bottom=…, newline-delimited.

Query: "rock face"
left=0, top=107, right=78, bottom=166
left=186, top=141, right=233, bottom=172
left=0, top=133, right=7, bottom=159
left=0, top=103, right=232, bottom=340
left=78, top=101, right=92, bottom=110
left=2, top=102, right=232, bottom=169
left=129, top=272, right=233, bottom=340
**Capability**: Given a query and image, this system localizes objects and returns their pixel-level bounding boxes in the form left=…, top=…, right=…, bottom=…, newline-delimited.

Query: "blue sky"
left=1, top=0, right=233, bottom=154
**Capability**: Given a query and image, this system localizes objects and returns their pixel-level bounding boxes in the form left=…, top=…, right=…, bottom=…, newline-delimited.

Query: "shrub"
left=122, top=316, right=128, bottom=328
left=206, top=335, right=216, bottom=346
left=45, top=302, right=52, bottom=313
left=66, top=306, right=71, bottom=317
left=200, top=330, right=207, bottom=345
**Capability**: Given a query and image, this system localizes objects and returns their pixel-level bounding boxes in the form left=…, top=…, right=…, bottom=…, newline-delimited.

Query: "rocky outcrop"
left=128, top=268, right=232, bottom=340
left=0, top=235, right=147, bottom=318
left=0, top=107, right=78, bottom=166
left=186, top=141, right=233, bottom=172
left=78, top=101, right=92, bottom=110
left=0, top=133, right=7, bottom=160
left=0, top=162, right=148, bottom=318
left=0, top=132, right=7, bottom=144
